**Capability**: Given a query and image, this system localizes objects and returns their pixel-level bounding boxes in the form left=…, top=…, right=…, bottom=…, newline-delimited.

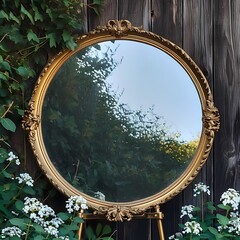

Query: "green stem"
left=190, top=232, right=193, bottom=240
left=24, top=219, right=32, bottom=240
left=1, top=101, right=14, bottom=118
left=0, top=161, right=12, bottom=175
left=201, top=193, right=204, bottom=222
left=8, top=185, right=24, bottom=205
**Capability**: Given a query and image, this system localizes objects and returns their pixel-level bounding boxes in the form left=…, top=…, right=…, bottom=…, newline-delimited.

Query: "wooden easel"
left=78, top=205, right=165, bottom=240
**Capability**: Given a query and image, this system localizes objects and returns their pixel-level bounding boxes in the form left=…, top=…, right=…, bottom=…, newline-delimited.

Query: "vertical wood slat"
left=213, top=0, right=240, bottom=200
left=182, top=0, right=214, bottom=208
left=152, top=0, right=183, bottom=46
left=118, top=0, right=151, bottom=30
left=151, top=1, right=183, bottom=237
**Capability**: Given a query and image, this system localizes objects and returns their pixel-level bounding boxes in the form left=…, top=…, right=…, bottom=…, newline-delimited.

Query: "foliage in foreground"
left=0, top=149, right=114, bottom=239
left=170, top=183, right=240, bottom=240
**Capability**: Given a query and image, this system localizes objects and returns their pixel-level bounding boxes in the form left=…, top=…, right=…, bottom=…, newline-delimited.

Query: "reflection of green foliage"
left=42, top=44, right=199, bottom=202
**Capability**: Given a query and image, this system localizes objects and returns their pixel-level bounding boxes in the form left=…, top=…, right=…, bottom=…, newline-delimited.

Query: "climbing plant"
left=0, top=0, right=103, bottom=141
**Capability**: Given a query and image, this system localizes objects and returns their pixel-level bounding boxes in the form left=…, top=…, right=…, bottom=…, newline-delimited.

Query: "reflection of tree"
left=42, top=43, right=199, bottom=202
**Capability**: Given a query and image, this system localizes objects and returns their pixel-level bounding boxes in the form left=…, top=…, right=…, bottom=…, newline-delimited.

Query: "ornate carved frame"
left=22, top=20, right=220, bottom=222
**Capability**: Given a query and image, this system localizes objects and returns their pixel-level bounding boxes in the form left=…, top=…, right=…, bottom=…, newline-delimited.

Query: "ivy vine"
left=0, top=0, right=103, bottom=144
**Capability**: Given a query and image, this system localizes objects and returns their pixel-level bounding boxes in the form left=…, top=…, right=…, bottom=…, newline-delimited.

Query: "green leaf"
left=85, top=226, right=95, bottom=239
left=217, top=204, right=231, bottom=211
left=66, top=38, right=77, bottom=50
left=16, top=66, right=35, bottom=79
left=0, top=61, right=11, bottom=72
left=57, top=212, right=69, bottom=221
left=0, top=73, right=7, bottom=81
left=9, top=12, right=20, bottom=24
left=20, top=4, right=34, bottom=24
left=102, top=225, right=112, bottom=235
left=208, top=227, right=223, bottom=239
left=2, top=170, right=12, bottom=179
left=34, top=236, right=44, bottom=240
left=32, top=223, right=44, bottom=233
left=62, top=30, right=71, bottom=42
left=93, top=0, right=102, bottom=5
left=46, top=8, right=53, bottom=20
left=96, top=223, right=102, bottom=236
left=22, top=186, right=35, bottom=195
left=0, top=10, right=9, bottom=20
left=0, top=118, right=16, bottom=132
left=32, top=6, right=43, bottom=22
left=47, top=33, right=57, bottom=48
left=0, top=201, right=12, bottom=217
left=207, top=201, right=216, bottom=211
left=217, top=213, right=229, bottom=226
left=27, top=30, right=39, bottom=43
left=72, top=216, right=84, bottom=224
left=15, top=200, right=24, bottom=211
left=9, top=218, right=26, bottom=228
left=17, top=109, right=24, bottom=116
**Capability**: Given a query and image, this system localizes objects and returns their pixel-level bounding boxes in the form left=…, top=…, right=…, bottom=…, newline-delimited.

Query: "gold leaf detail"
left=22, top=102, right=40, bottom=144
left=203, top=97, right=220, bottom=137
left=94, top=206, right=145, bottom=222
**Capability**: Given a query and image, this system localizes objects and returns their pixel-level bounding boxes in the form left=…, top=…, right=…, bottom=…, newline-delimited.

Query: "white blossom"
left=23, top=197, right=43, bottom=214
left=227, top=217, right=240, bottom=235
left=6, top=151, right=20, bottom=165
left=169, top=232, right=182, bottom=240
left=59, top=236, right=70, bottom=240
left=16, top=173, right=34, bottom=186
left=1, top=226, right=25, bottom=238
left=65, top=196, right=88, bottom=214
left=23, top=197, right=65, bottom=237
left=182, top=221, right=202, bottom=236
left=220, top=188, right=240, bottom=211
left=94, top=191, right=106, bottom=201
left=180, top=205, right=195, bottom=219
left=43, top=225, right=59, bottom=237
left=193, top=182, right=210, bottom=197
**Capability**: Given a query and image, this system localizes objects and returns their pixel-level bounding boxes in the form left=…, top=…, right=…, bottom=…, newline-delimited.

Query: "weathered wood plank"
left=150, top=1, right=183, bottom=238
left=152, top=0, right=183, bottom=46
left=213, top=0, right=240, bottom=200
left=87, top=0, right=118, bottom=30
left=118, top=0, right=151, bottom=30
left=182, top=0, right=214, bottom=211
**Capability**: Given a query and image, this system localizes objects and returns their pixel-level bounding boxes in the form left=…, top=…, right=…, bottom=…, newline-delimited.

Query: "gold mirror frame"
left=23, top=20, right=220, bottom=221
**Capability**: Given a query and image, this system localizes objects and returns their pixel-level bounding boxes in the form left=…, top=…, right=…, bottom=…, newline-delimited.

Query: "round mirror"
left=23, top=20, right=219, bottom=217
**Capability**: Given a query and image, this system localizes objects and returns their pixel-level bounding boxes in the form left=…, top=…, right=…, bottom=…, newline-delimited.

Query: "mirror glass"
left=42, top=40, right=202, bottom=202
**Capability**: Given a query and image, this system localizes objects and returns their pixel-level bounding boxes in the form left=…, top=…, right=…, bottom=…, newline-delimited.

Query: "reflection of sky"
left=97, top=40, right=202, bottom=142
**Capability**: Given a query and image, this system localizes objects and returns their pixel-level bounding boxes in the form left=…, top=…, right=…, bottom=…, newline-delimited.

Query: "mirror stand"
left=78, top=205, right=165, bottom=240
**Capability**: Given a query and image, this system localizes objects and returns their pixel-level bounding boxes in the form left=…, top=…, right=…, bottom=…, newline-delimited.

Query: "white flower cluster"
left=65, top=196, right=88, bottom=214
left=1, top=226, right=25, bottom=238
left=94, top=191, right=106, bottom=201
left=220, top=188, right=240, bottom=211
left=59, top=236, right=70, bottom=240
left=23, top=197, right=63, bottom=237
left=218, top=212, right=240, bottom=235
left=6, top=151, right=20, bottom=165
left=169, top=232, right=182, bottom=239
left=193, top=182, right=210, bottom=197
left=16, top=173, right=34, bottom=187
left=182, top=221, right=202, bottom=236
left=180, top=205, right=195, bottom=219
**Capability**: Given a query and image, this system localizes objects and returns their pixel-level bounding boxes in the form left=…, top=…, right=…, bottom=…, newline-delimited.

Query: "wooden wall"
left=14, top=0, right=239, bottom=239
left=81, top=0, right=240, bottom=238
